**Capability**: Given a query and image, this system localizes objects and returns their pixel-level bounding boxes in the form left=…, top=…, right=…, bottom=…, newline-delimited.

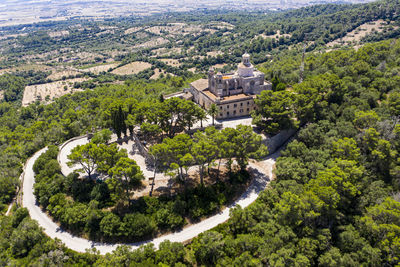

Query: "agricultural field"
left=150, top=68, right=172, bottom=79
left=22, top=78, right=87, bottom=106
left=145, top=23, right=204, bottom=37
left=133, top=37, right=169, bottom=49
left=111, top=61, right=152, bottom=75
left=47, top=69, right=82, bottom=80
left=326, top=19, right=396, bottom=47
left=81, top=63, right=118, bottom=74
left=160, top=58, right=181, bottom=67
left=151, top=47, right=182, bottom=57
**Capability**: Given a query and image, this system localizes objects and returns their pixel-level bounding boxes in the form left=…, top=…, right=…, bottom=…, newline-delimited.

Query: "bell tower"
left=242, top=53, right=251, bottom=67
left=208, top=67, right=215, bottom=93
left=238, top=53, right=254, bottom=77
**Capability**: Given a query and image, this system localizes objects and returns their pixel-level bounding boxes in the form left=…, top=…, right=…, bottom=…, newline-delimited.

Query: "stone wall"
left=130, top=133, right=154, bottom=165
left=262, top=128, right=297, bottom=155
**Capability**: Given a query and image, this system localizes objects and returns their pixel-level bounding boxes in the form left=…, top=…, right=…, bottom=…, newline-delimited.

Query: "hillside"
left=0, top=0, right=400, bottom=266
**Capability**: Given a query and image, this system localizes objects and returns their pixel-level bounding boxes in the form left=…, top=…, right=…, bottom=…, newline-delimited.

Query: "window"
left=234, top=104, right=237, bottom=108
left=240, top=109, right=243, bottom=113
left=227, top=112, right=230, bottom=116
left=227, top=105, right=229, bottom=109
left=233, top=110, right=236, bottom=115
left=247, top=108, right=249, bottom=112
left=240, top=103, right=243, bottom=106
left=219, top=106, right=222, bottom=109
left=219, top=113, right=222, bottom=117
left=247, top=101, right=250, bottom=105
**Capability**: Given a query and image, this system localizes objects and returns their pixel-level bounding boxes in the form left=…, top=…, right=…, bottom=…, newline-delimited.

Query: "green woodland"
left=31, top=124, right=263, bottom=242
left=1, top=0, right=400, bottom=266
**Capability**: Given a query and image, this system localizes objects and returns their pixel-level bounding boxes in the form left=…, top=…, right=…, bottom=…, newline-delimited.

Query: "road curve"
left=22, top=142, right=277, bottom=255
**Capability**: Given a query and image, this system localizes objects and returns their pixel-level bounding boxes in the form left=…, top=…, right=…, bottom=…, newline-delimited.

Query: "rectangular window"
left=247, top=108, right=249, bottom=112
left=240, top=103, right=243, bottom=106
left=219, top=106, right=222, bottom=109
left=227, top=105, right=229, bottom=109
left=240, top=109, right=243, bottom=113
left=233, top=110, right=236, bottom=115
left=219, top=113, right=222, bottom=117
left=247, top=101, right=250, bottom=105
left=234, top=104, right=237, bottom=108
left=227, top=111, right=230, bottom=116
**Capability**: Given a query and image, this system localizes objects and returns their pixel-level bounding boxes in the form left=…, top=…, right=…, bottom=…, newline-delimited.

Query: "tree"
left=0, top=176, right=18, bottom=204
left=231, top=125, right=267, bottom=171
left=192, top=231, right=226, bottom=265
left=252, top=90, right=297, bottom=134
left=192, top=132, right=217, bottom=185
left=148, top=143, right=167, bottom=197
left=354, top=110, right=379, bottom=130
left=10, top=218, right=45, bottom=257
left=207, top=127, right=229, bottom=178
left=108, top=157, right=144, bottom=205
left=207, top=104, right=219, bottom=126
left=181, top=100, right=205, bottom=131
left=100, top=212, right=121, bottom=238
left=11, top=208, right=29, bottom=228
left=96, top=143, right=127, bottom=174
left=193, top=129, right=219, bottom=177
left=388, top=91, right=400, bottom=117
left=155, top=240, right=185, bottom=266
left=91, top=129, right=112, bottom=144
left=150, top=134, right=193, bottom=184
left=121, top=213, right=156, bottom=239
left=159, top=97, right=184, bottom=137
left=140, top=122, right=162, bottom=142
left=110, top=103, right=127, bottom=139
left=0, top=74, right=26, bottom=102
left=68, top=143, right=101, bottom=179
left=61, top=203, right=88, bottom=232
left=360, top=198, right=400, bottom=265
left=331, top=138, right=360, bottom=161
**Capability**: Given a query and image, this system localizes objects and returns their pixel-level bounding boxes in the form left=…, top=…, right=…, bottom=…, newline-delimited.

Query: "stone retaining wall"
left=262, top=128, right=297, bottom=155
left=130, top=132, right=154, bottom=165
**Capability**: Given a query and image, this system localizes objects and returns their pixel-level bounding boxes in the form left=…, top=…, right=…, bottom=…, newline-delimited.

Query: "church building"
left=189, top=53, right=272, bottom=119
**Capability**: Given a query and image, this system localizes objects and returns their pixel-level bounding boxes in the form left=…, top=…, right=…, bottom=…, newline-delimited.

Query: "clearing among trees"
left=326, top=19, right=395, bottom=47
left=111, top=62, right=152, bottom=75
left=160, top=58, right=181, bottom=67
left=47, top=70, right=82, bottom=81
left=82, top=63, right=118, bottom=74
left=22, top=78, right=87, bottom=106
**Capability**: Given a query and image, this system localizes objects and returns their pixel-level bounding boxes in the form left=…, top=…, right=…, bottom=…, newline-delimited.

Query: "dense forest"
left=1, top=0, right=400, bottom=265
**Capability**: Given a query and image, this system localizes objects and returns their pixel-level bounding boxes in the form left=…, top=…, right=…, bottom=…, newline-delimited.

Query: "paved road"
left=23, top=140, right=277, bottom=255
left=58, top=135, right=171, bottom=181
left=58, top=136, right=92, bottom=177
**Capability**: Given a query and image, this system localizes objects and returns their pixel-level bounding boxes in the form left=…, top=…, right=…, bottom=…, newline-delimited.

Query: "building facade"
left=189, top=53, right=271, bottom=119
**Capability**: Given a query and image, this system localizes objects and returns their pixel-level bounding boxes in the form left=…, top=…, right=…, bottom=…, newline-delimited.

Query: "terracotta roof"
left=190, top=79, right=208, bottom=91
left=202, top=90, right=253, bottom=103
left=182, top=92, right=193, bottom=100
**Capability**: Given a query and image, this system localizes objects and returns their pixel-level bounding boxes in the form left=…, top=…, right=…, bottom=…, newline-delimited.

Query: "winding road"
left=22, top=136, right=278, bottom=255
